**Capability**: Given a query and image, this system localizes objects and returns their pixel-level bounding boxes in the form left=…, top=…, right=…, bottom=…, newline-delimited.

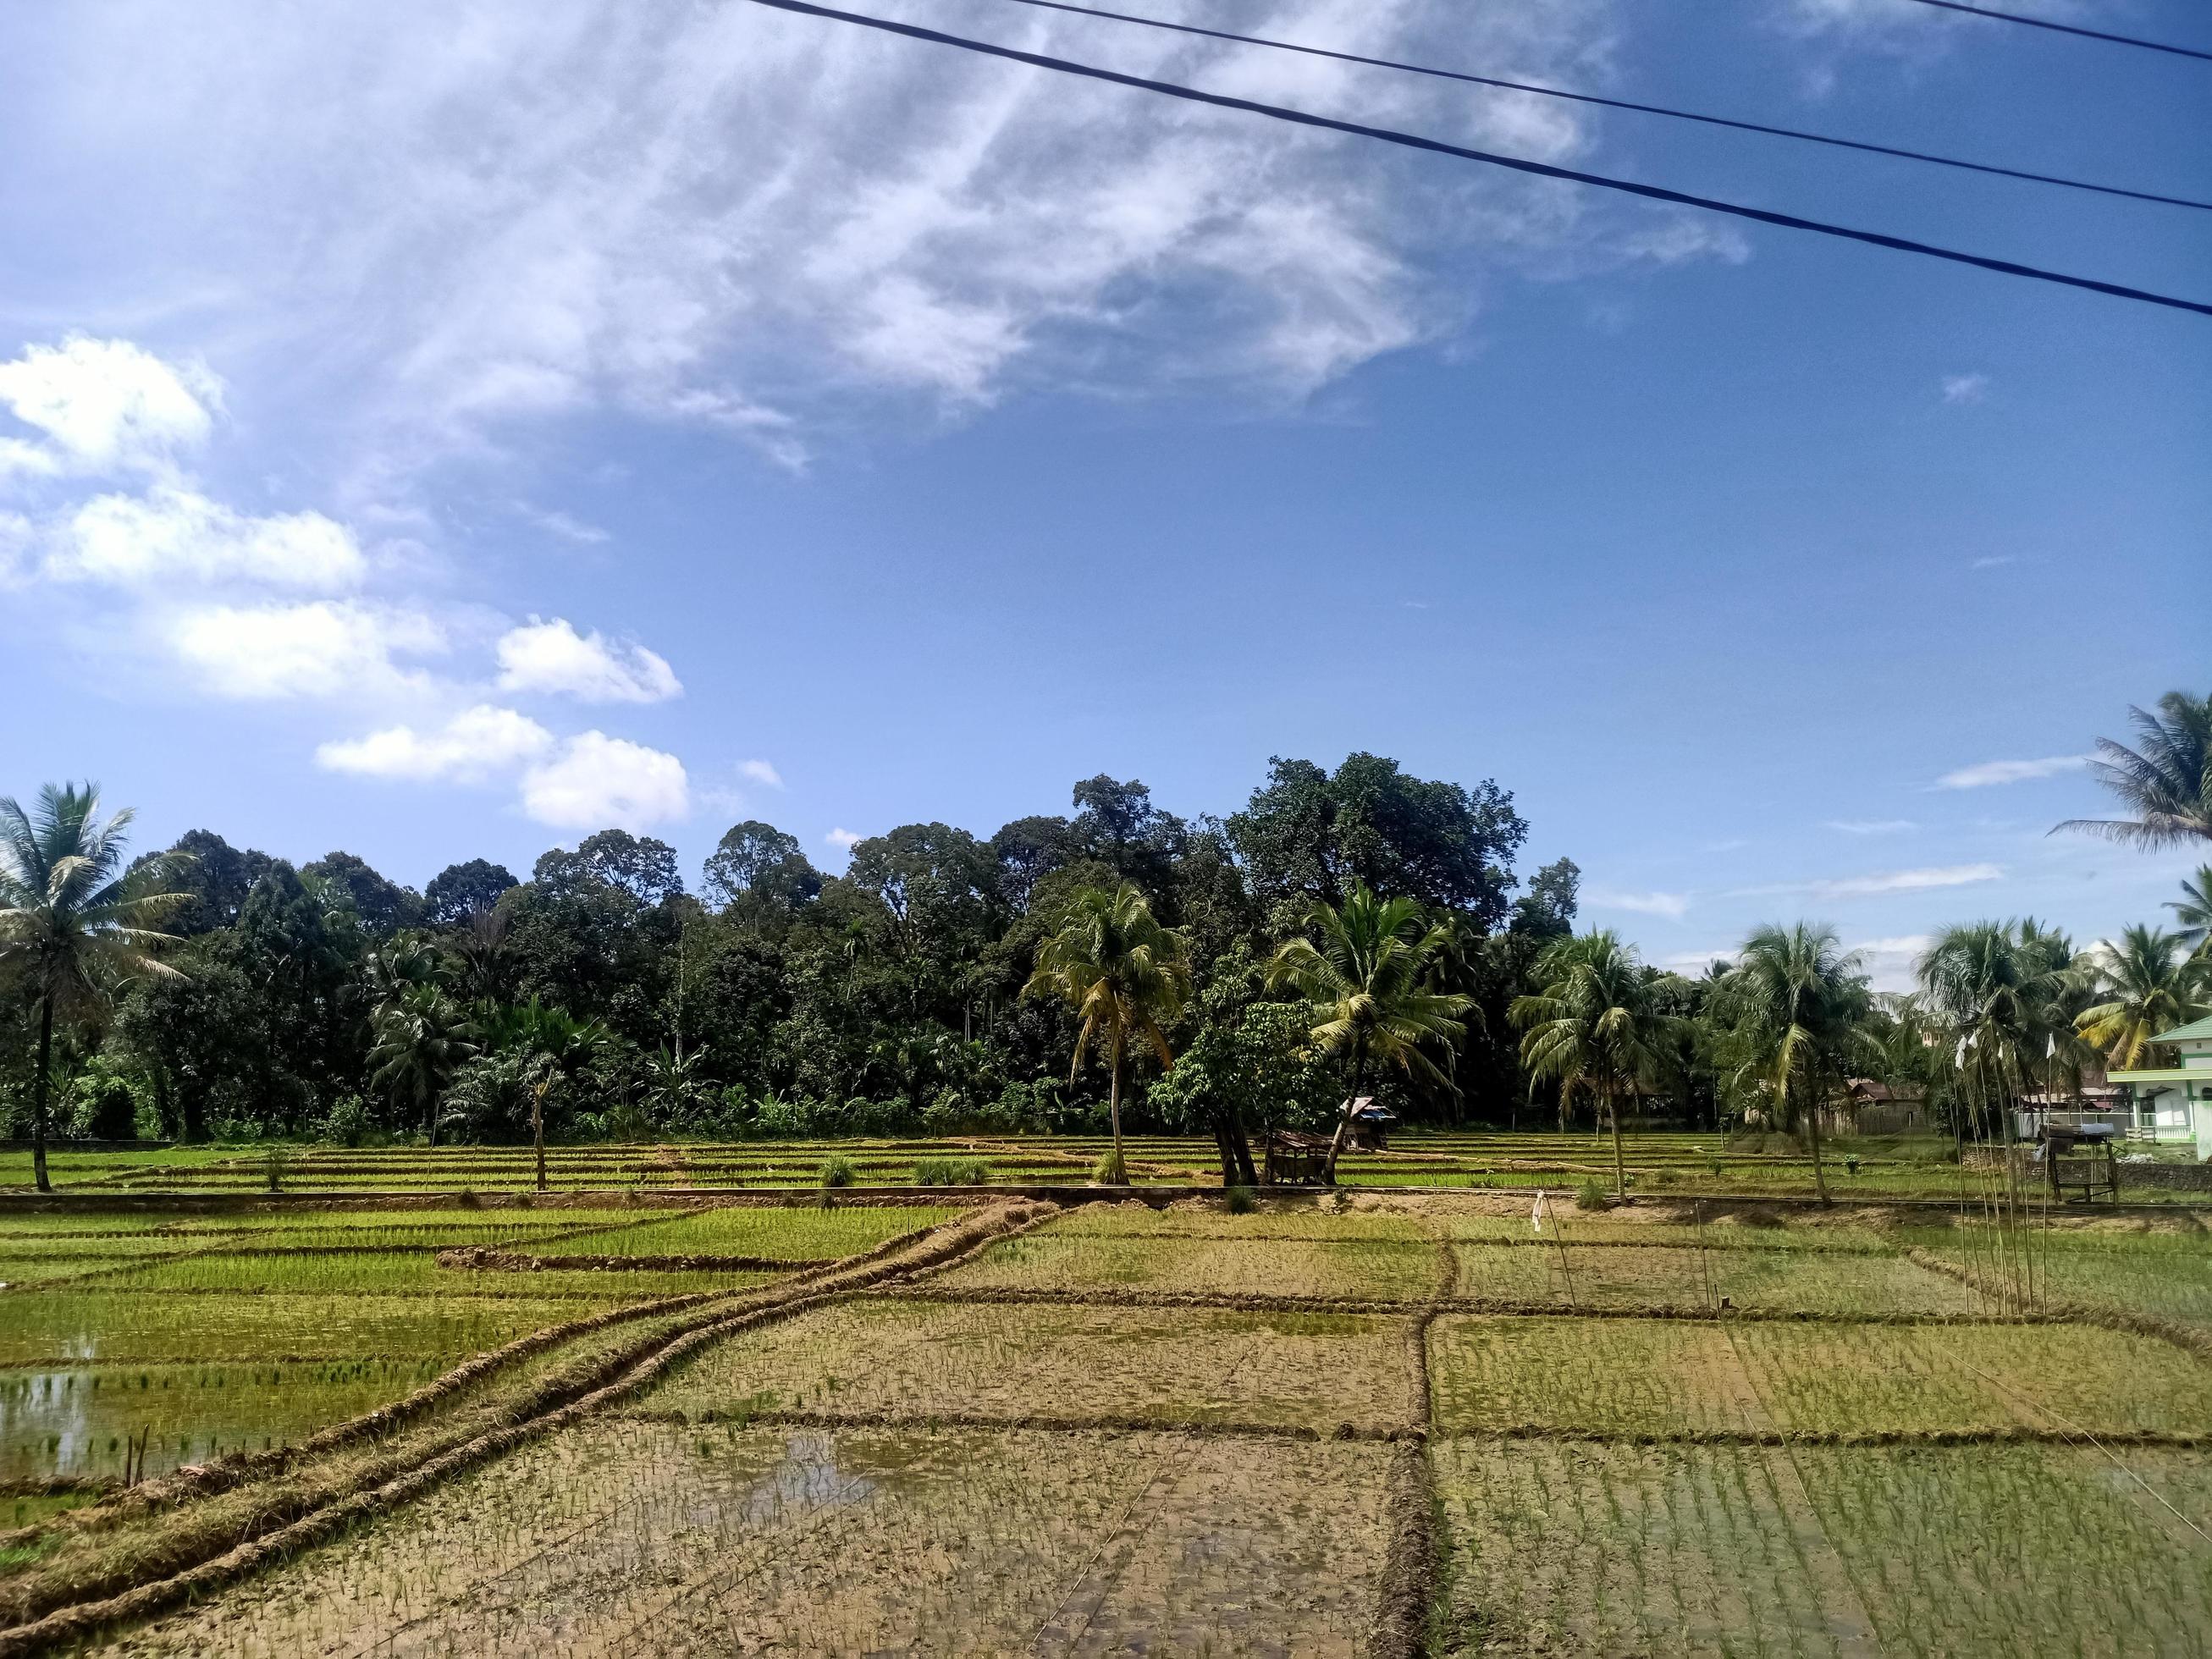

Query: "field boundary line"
left=1905, top=1245, right=2212, bottom=1364
left=863, top=1282, right=2105, bottom=1329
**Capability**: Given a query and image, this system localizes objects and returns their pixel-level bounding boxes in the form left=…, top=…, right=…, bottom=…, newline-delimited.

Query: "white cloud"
left=47, top=486, right=365, bottom=590
left=825, top=827, right=862, bottom=850
left=495, top=616, right=681, bottom=703
left=1807, top=864, right=2003, bottom=900
left=2, top=0, right=1740, bottom=475
left=0, top=512, right=30, bottom=587
left=1934, top=755, right=2088, bottom=790
left=1823, top=818, right=1916, bottom=835
left=1940, top=372, right=1989, bottom=405
left=164, top=600, right=444, bottom=699
left=1586, top=886, right=1690, bottom=919
left=513, top=504, right=609, bottom=544
left=0, top=336, right=218, bottom=482
left=737, top=759, right=784, bottom=789
left=317, top=704, right=552, bottom=782
left=520, top=731, right=689, bottom=829
left=1847, top=933, right=1933, bottom=994
left=1661, top=949, right=1736, bottom=973
left=1969, top=555, right=2014, bottom=570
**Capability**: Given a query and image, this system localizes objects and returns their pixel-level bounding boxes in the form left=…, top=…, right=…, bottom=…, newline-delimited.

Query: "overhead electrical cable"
left=984, top=0, right=2211, bottom=212
left=736, top=0, right=2212, bottom=318
left=1897, top=0, right=2212, bottom=63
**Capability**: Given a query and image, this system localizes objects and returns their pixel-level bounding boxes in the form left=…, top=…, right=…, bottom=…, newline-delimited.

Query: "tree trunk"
left=31, top=997, right=54, bottom=1194
left=1608, top=1079, right=1628, bottom=1199
left=1806, top=1068, right=1829, bottom=1204
left=1212, top=1112, right=1260, bottom=1188
left=1321, top=1046, right=1367, bottom=1186
left=426, top=1081, right=439, bottom=1149
left=533, top=1078, right=549, bottom=1193
left=1106, top=1037, right=1127, bottom=1182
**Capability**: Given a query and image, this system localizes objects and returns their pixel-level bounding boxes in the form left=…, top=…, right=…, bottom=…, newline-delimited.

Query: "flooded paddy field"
left=2, top=1188, right=2209, bottom=1654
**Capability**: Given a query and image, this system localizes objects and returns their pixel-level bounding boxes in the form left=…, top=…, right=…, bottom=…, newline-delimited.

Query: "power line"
left=985, top=0, right=2211, bottom=212
left=1899, top=0, right=2212, bottom=63
left=737, top=0, right=2212, bottom=318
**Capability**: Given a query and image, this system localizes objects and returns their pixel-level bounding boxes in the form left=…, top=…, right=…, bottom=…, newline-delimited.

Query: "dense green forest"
left=3, top=692, right=2209, bottom=1192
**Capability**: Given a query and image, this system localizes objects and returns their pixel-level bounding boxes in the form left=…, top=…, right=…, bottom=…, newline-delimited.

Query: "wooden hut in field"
left=1343, top=1097, right=1398, bottom=1151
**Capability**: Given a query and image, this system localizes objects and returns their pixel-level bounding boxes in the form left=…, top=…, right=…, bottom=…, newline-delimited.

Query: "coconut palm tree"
left=2169, top=867, right=2212, bottom=959
left=367, top=984, right=477, bottom=1147
left=1024, top=883, right=1189, bottom=1183
left=2074, top=926, right=2210, bottom=1072
left=489, top=1000, right=606, bottom=1191
left=1915, top=921, right=2071, bottom=1139
left=1269, top=885, right=1473, bottom=1184
left=2055, top=690, right=2212, bottom=848
left=0, top=785, right=188, bottom=1193
left=1513, top=931, right=1669, bottom=1199
left=1718, top=923, right=1874, bottom=1204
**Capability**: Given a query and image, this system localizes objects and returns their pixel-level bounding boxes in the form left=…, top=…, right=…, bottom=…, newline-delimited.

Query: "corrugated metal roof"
left=2151, top=1015, right=2212, bottom=1044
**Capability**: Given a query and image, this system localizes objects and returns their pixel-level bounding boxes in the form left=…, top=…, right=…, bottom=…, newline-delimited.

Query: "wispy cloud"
left=1846, top=933, right=1933, bottom=993
left=737, top=759, right=784, bottom=790
left=1969, top=555, right=2015, bottom=570
left=1934, top=755, right=2088, bottom=790
left=1940, top=372, right=1989, bottom=405
left=825, top=827, right=862, bottom=850
left=1742, top=863, right=2004, bottom=901
left=513, top=504, right=609, bottom=545
left=1586, top=886, right=1690, bottom=919
left=1661, top=948, right=1736, bottom=973
left=1823, top=818, right=1915, bottom=836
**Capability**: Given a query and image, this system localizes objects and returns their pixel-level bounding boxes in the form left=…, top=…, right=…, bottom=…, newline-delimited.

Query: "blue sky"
left=2, top=0, right=2206, bottom=987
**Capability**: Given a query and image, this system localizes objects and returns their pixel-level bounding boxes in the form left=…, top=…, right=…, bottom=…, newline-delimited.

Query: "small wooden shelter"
left=1265, top=1129, right=1333, bottom=1187
left=1343, top=1096, right=1398, bottom=1151
left=2039, top=1122, right=2121, bottom=1204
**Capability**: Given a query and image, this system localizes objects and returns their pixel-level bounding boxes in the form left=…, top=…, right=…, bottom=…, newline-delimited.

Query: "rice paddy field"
left=14, top=1127, right=2202, bottom=1204
left=4, top=1174, right=2212, bottom=1654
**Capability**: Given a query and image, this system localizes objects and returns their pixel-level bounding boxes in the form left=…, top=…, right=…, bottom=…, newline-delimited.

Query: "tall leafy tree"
left=140, top=830, right=272, bottom=935
left=1512, top=930, right=1670, bottom=1198
left=701, top=821, right=820, bottom=919
left=2055, top=690, right=2212, bottom=848
left=0, top=785, right=187, bottom=1190
left=423, top=859, right=519, bottom=926
left=302, top=852, right=421, bottom=935
left=1267, top=885, right=1473, bottom=1182
left=1717, top=923, right=1872, bottom=1204
left=2074, top=926, right=2209, bottom=1071
left=1024, top=883, right=1190, bottom=1182
left=1229, top=753, right=1528, bottom=929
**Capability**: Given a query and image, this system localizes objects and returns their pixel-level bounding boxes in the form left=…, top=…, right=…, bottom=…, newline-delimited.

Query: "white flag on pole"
left=1531, top=1190, right=1547, bottom=1233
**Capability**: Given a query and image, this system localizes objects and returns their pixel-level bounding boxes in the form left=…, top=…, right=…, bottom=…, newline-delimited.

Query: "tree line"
left=2, top=692, right=2207, bottom=1195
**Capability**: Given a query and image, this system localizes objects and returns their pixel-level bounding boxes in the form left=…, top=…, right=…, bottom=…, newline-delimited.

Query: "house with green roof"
left=2108, top=1016, right=2212, bottom=1159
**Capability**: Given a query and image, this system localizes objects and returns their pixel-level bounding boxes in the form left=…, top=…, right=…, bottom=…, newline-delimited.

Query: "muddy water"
left=0, top=1360, right=439, bottom=1482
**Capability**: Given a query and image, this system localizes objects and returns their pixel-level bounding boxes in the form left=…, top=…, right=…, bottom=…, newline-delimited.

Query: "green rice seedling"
left=1092, top=1149, right=1128, bottom=1185
left=1575, top=1177, right=1608, bottom=1211
left=818, top=1155, right=858, bottom=1190
left=1223, top=1184, right=1255, bottom=1215
left=912, top=1156, right=989, bottom=1187
left=941, top=1233, right=1434, bottom=1298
